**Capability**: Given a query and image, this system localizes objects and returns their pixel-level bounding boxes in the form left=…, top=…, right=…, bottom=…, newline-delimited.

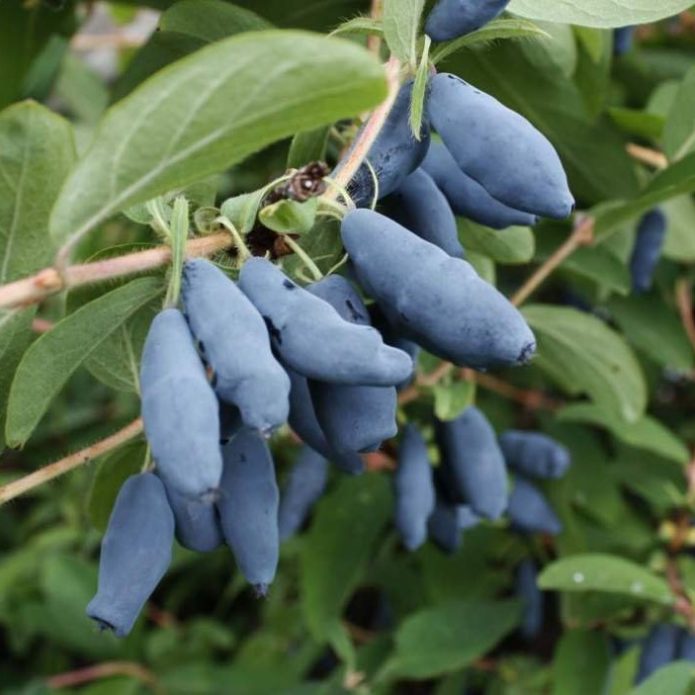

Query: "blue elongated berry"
left=341, top=209, right=536, bottom=369
left=678, top=629, right=695, bottom=661
left=278, top=445, right=329, bottom=540
left=162, top=481, right=222, bottom=553
left=345, top=80, right=431, bottom=206
left=394, top=425, right=436, bottom=551
left=499, top=431, right=571, bottom=480
left=614, top=26, right=635, bottom=56
left=428, top=497, right=461, bottom=553
left=370, top=305, right=420, bottom=390
left=217, top=430, right=280, bottom=594
left=457, top=505, right=481, bottom=530
left=427, top=73, right=574, bottom=219
left=182, top=259, right=290, bottom=433
left=307, top=276, right=398, bottom=453
left=630, top=209, right=667, bottom=294
left=239, top=258, right=413, bottom=386
left=507, top=476, right=562, bottom=535
left=286, top=366, right=365, bottom=475
left=421, top=142, right=537, bottom=229
left=515, top=558, right=543, bottom=640
left=436, top=407, right=508, bottom=519
left=87, top=473, right=174, bottom=637
left=140, top=309, right=222, bottom=498
left=636, top=624, right=680, bottom=683
left=425, top=0, right=511, bottom=41
left=382, top=168, right=464, bottom=258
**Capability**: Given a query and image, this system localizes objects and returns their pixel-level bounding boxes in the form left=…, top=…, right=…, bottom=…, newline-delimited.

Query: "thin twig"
left=511, top=217, right=595, bottom=307
left=0, top=418, right=143, bottom=505
left=325, top=57, right=402, bottom=202
left=71, top=33, right=148, bottom=51
left=666, top=556, right=695, bottom=631
left=46, top=661, right=159, bottom=692
left=367, top=0, right=384, bottom=55
left=31, top=318, right=54, bottom=334
left=0, top=232, right=232, bottom=311
left=626, top=143, right=668, bottom=170
left=676, top=279, right=695, bottom=354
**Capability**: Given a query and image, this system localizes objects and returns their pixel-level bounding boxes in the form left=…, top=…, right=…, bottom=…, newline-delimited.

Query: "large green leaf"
left=0, top=102, right=75, bottom=449
left=663, top=66, right=695, bottom=161
left=508, top=0, right=693, bottom=28
left=160, top=0, right=271, bottom=38
left=50, top=31, right=387, bottom=251
left=523, top=305, right=647, bottom=423
left=558, top=404, right=689, bottom=465
left=380, top=600, right=521, bottom=680
left=6, top=278, right=163, bottom=447
left=300, top=473, right=392, bottom=641
left=539, top=554, right=673, bottom=606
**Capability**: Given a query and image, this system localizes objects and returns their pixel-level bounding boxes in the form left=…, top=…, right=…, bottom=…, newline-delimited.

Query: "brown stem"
left=31, top=318, right=54, bottom=334
left=367, top=0, right=384, bottom=55
left=0, top=418, right=143, bottom=505
left=465, top=370, right=562, bottom=411
left=676, top=279, right=695, bottom=354
left=46, top=661, right=159, bottom=692
left=626, top=143, right=668, bottom=170
left=0, top=232, right=231, bottom=311
left=327, top=57, right=402, bottom=201
left=511, top=217, right=595, bottom=307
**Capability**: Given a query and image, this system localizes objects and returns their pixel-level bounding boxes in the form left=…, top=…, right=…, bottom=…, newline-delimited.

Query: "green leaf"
left=594, top=151, right=695, bottom=238
left=409, top=35, right=431, bottom=141
left=330, top=16, right=384, bottom=39
left=6, top=278, right=163, bottom=447
left=287, top=126, right=330, bottom=169
left=383, top=0, right=425, bottom=67
left=523, top=305, right=647, bottom=423
left=300, top=473, right=392, bottom=641
left=663, top=65, right=695, bottom=162
left=0, top=101, right=75, bottom=447
left=88, top=441, right=148, bottom=531
left=259, top=198, right=318, bottom=235
left=160, top=0, right=271, bottom=39
left=663, top=195, right=695, bottom=262
left=552, top=630, right=612, bottom=695
left=631, top=662, right=695, bottom=695
left=433, top=380, right=476, bottom=421
left=558, top=404, right=689, bottom=465
left=607, top=294, right=694, bottom=372
left=380, top=600, right=521, bottom=680
left=431, top=18, right=550, bottom=65
left=50, top=31, right=387, bottom=251
left=607, top=107, right=664, bottom=141
left=459, top=220, right=535, bottom=264
left=507, top=0, right=693, bottom=28
left=538, top=554, right=673, bottom=606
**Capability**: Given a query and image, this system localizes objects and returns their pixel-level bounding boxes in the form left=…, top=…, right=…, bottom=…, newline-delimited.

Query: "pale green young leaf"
left=330, top=16, right=384, bottom=39
left=259, top=198, right=318, bottom=235
left=409, top=35, right=431, bottom=140
left=50, top=31, right=387, bottom=252
left=459, top=220, right=534, bottom=264
left=431, top=18, right=549, bottom=64
left=6, top=278, right=163, bottom=447
left=287, top=126, right=330, bottom=169
left=632, top=663, right=695, bottom=695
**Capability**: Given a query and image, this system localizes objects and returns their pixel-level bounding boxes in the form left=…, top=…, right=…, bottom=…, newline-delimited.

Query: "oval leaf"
left=538, top=554, right=673, bottom=606
left=6, top=277, right=163, bottom=447
left=50, top=31, right=387, bottom=250
left=523, top=305, right=647, bottom=423
left=508, top=0, right=693, bottom=28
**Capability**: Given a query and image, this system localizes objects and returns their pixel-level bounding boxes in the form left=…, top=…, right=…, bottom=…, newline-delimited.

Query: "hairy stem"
left=0, top=418, right=143, bottom=505
left=0, top=232, right=232, bottom=311
left=367, top=0, right=384, bottom=55
left=325, top=57, right=402, bottom=202
left=511, top=217, right=595, bottom=307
